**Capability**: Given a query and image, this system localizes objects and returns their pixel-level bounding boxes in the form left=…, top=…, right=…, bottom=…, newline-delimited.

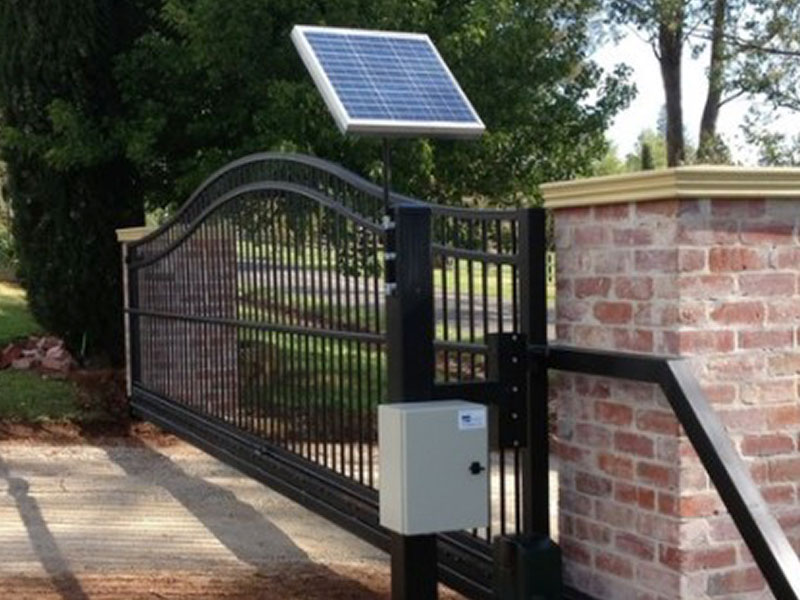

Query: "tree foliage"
left=115, top=0, right=634, bottom=209
left=605, top=0, right=800, bottom=166
left=0, top=0, right=633, bottom=362
left=0, top=1, right=147, bottom=362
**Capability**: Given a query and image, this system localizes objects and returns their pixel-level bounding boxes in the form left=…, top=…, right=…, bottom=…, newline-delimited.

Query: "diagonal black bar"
left=663, top=360, right=800, bottom=600
left=545, top=344, right=800, bottom=600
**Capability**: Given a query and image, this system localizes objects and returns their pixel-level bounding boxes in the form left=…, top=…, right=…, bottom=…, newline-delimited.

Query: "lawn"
left=0, top=370, right=83, bottom=422
left=0, top=281, right=89, bottom=422
left=0, top=281, right=41, bottom=344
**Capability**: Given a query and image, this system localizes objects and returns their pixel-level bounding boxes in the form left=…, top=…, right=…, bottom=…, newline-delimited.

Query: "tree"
left=0, top=1, right=148, bottom=362
left=606, top=0, right=799, bottom=166
left=625, top=129, right=670, bottom=170
left=115, top=0, right=634, bottom=209
left=640, top=142, right=655, bottom=169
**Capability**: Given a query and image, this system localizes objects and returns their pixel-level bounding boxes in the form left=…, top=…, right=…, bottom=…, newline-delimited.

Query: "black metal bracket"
left=431, top=334, right=528, bottom=450
left=487, top=333, right=528, bottom=449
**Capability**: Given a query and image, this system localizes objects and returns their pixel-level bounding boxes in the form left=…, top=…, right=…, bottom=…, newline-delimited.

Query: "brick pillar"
left=542, top=167, right=800, bottom=599
left=118, top=226, right=239, bottom=415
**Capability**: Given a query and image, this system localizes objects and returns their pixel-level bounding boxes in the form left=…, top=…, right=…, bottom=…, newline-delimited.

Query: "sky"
left=591, top=32, right=797, bottom=164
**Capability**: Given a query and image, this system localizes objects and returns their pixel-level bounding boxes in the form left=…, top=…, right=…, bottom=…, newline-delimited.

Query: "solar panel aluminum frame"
left=291, top=25, right=486, bottom=139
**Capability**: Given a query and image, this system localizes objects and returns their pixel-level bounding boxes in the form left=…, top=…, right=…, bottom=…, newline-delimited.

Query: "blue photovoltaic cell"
left=304, top=31, right=477, bottom=123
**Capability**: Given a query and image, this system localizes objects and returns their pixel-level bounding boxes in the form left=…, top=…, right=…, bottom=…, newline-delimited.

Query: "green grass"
left=0, top=371, right=84, bottom=422
left=0, top=282, right=93, bottom=423
left=0, top=281, right=41, bottom=344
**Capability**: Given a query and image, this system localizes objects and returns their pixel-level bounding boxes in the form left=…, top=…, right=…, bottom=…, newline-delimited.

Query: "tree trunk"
left=658, top=5, right=685, bottom=166
left=697, top=0, right=726, bottom=161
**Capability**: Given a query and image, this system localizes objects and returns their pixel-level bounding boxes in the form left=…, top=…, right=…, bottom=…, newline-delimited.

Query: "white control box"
left=379, top=400, right=489, bottom=535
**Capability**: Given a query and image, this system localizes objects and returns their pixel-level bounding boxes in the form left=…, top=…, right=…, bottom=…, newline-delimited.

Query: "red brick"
left=593, top=250, right=629, bottom=274
left=677, top=275, right=735, bottom=297
left=593, top=302, right=632, bottom=324
left=595, top=400, right=633, bottom=426
left=561, top=489, right=592, bottom=516
left=557, top=300, right=589, bottom=322
left=576, top=471, right=613, bottom=497
left=636, top=514, right=680, bottom=544
left=740, top=434, right=795, bottom=457
left=707, top=566, right=765, bottom=595
left=613, top=228, right=652, bottom=246
left=574, top=225, right=609, bottom=246
left=766, top=404, right=800, bottom=429
left=615, top=432, right=655, bottom=458
left=575, top=376, right=611, bottom=398
left=768, top=457, right=800, bottom=482
left=594, top=204, right=630, bottom=220
left=705, top=354, right=766, bottom=381
left=597, top=452, right=634, bottom=480
left=557, top=206, right=591, bottom=221
left=636, top=410, right=680, bottom=435
left=636, top=199, right=679, bottom=217
left=615, top=532, right=655, bottom=561
left=700, top=383, right=737, bottom=405
left=574, top=276, right=612, bottom=298
left=636, top=564, right=681, bottom=596
left=636, top=462, right=677, bottom=490
left=575, top=423, right=612, bottom=449
left=637, top=487, right=655, bottom=510
left=740, top=273, right=795, bottom=297
left=657, top=492, right=677, bottom=516
left=595, top=551, right=634, bottom=578
left=614, top=276, right=653, bottom=300
left=710, top=198, right=765, bottom=218
left=635, top=249, right=678, bottom=272
left=595, top=498, right=637, bottom=529
left=709, top=247, right=766, bottom=272
left=740, top=379, right=796, bottom=404
left=659, top=544, right=736, bottom=572
left=740, top=221, right=795, bottom=245
left=772, top=246, right=800, bottom=269
left=678, top=249, right=705, bottom=272
left=768, top=353, right=800, bottom=376
left=676, top=220, right=738, bottom=245
left=614, top=482, right=655, bottom=510
left=613, top=329, right=654, bottom=353
left=553, top=440, right=591, bottom=465
left=662, top=330, right=734, bottom=354
left=574, top=516, right=612, bottom=545
left=738, top=329, right=794, bottom=349
left=561, top=538, right=592, bottom=566
left=573, top=325, right=613, bottom=348
left=719, top=407, right=767, bottom=431
left=709, top=301, right=764, bottom=325
left=768, top=300, right=800, bottom=325
left=777, top=508, right=800, bottom=530
left=762, top=484, right=796, bottom=505
left=679, top=493, right=723, bottom=517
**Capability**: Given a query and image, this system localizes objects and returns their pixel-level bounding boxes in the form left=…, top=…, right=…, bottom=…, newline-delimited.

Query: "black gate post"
left=492, top=207, right=561, bottom=600
left=385, top=202, right=438, bottom=600
left=519, top=207, right=549, bottom=536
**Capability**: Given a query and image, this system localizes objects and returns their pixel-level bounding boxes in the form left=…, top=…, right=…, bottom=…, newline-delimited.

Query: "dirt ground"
left=0, top=425, right=462, bottom=599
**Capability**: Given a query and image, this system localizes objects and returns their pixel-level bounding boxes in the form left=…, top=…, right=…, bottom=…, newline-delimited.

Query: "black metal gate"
left=124, top=152, right=553, bottom=598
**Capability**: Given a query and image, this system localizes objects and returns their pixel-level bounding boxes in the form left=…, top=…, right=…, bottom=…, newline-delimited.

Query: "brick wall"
left=552, top=197, right=800, bottom=599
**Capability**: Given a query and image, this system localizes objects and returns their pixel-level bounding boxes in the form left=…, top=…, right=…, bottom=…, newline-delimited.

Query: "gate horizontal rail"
left=543, top=344, right=800, bottom=600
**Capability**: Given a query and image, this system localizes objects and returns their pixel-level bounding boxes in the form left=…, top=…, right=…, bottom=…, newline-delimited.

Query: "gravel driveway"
left=0, top=431, right=462, bottom=599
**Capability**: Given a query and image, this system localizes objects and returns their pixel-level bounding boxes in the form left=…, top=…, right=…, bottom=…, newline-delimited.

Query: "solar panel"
left=291, top=25, right=485, bottom=138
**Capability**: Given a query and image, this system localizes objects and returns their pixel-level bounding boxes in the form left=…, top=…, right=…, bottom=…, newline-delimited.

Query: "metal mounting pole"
left=385, top=203, right=438, bottom=600
left=383, top=138, right=392, bottom=213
